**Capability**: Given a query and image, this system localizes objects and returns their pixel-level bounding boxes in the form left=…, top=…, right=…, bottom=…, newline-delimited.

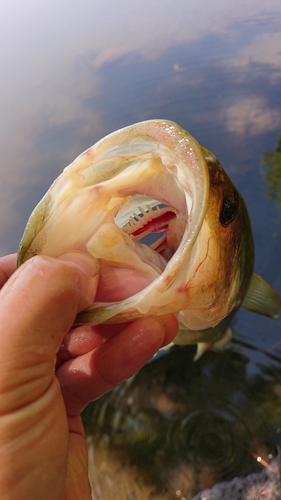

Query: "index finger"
left=0, top=253, right=17, bottom=288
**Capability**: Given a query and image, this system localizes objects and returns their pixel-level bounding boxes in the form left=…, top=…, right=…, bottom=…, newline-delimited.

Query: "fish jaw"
left=17, top=119, right=254, bottom=337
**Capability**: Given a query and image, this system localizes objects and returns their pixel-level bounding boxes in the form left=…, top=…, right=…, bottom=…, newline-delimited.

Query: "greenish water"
left=83, top=346, right=281, bottom=499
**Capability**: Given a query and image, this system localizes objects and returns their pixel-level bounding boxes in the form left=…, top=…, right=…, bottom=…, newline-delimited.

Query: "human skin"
left=0, top=253, right=178, bottom=500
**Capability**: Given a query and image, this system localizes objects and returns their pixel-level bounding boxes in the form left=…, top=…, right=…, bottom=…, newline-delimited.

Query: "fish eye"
left=220, top=189, right=239, bottom=226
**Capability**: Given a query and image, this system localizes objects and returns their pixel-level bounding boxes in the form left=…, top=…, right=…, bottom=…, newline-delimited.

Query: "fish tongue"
left=86, top=222, right=166, bottom=278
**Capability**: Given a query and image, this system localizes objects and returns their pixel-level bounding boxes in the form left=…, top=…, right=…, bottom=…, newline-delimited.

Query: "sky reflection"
left=0, top=0, right=281, bottom=262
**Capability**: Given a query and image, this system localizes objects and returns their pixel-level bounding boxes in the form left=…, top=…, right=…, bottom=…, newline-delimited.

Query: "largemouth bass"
left=17, top=120, right=281, bottom=358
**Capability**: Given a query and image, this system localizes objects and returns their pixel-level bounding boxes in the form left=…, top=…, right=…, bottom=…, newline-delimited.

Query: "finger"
left=56, top=259, right=158, bottom=365
left=96, top=261, right=152, bottom=301
left=56, top=261, right=153, bottom=365
left=57, top=312, right=178, bottom=365
left=158, top=313, right=179, bottom=346
left=0, top=252, right=99, bottom=413
left=0, top=253, right=17, bottom=288
left=56, top=314, right=178, bottom=416
left=56, top=325, right=105, bottom=368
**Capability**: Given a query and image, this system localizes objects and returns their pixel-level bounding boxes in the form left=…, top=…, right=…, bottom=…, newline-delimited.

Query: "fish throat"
left=121, top=204, right=178, bottom=256
left=100, top=195, right=187, bottom=277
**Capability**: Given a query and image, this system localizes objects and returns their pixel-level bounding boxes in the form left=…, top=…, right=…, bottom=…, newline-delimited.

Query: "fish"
left=17, top=120, right=281, bottom=359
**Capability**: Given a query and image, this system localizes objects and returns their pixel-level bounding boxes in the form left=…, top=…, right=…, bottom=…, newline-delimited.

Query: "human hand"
left=0, top=253, right=178, bottom=500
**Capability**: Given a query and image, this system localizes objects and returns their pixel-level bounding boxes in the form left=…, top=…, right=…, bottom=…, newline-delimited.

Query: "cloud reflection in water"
left=1, top=0, right=281, bottom=255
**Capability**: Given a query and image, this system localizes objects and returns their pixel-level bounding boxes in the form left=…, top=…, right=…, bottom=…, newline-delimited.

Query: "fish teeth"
left=138, top=206, right=146, bottom=215
left=122, top=204, right=178, bottom=244
left=128, top=216, right=137, bottom=226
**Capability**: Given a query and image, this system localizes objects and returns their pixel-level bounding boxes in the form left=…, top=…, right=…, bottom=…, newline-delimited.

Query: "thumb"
left=0, top=253, right=99, bottom=413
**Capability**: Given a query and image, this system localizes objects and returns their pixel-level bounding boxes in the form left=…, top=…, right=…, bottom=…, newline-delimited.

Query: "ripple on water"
left=82, top=345, right=281, bottom=500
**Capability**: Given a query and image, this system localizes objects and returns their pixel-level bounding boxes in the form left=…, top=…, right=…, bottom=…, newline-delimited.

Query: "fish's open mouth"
left=117, top=200, right=179, bottom=259
left=122, top=204, right=176, bottom=240
left=18, top=119, right=212, bottom=326
left=119, top=203, right=177, bottom=252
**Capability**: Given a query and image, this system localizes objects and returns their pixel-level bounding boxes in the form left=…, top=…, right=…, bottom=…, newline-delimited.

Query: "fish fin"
left=160, top=342, right=173, bottom=351
left=241, top=272, right=281, bottom=318
left=211, top=327, right=232, bottom=351
left=194, top=328, right=232, bottom=361
left=194, top=342, right=210, bottom=361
